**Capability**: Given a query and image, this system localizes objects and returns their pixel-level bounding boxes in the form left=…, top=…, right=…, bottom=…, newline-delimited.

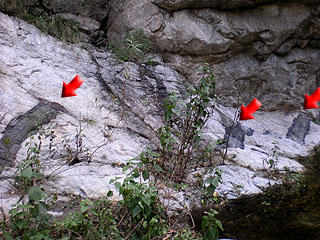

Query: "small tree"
left=157, top=64, right=217, bottom=181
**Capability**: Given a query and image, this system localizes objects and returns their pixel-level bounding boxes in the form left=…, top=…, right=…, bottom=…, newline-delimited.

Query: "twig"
left=186, top=207, right=195, bottom=229
left=124, top=217, right=144, bottom=240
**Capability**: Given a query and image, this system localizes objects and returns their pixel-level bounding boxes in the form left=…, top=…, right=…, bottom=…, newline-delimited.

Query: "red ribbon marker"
left=304, top=87, right=320, bottom=110
left=240, top=98, right=262, bottom=121
left=61, top=75, right=84, bottom=98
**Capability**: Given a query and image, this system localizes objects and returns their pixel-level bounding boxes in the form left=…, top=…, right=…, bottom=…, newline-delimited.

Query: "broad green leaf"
left=132, top=168, right=139, bottom=178
left=150, top=152, right=160, bottom=157
left=142, top=170, right=149, bottom=180
left=27, top=186, right=44, bottom=202
left=142, top=220, right=147, bottom=228
left=132, top=205, right=141, bottom=218
left=38, top=202, right=47, bottom=214
left=122, top=165, right=130, bottom=172
left=141, top=196, right=151, bottom=206
left=107, top=190, right=113, bottom=197
left=154, top=164, right=163, bottom=172
left=216, top=219, right=224, bottom=231
left=150, top=217, right=158, bottom=225
left=21, top=167, right=33, bottom=179
left=81, top=205, right=88, bottom=213
left=16, top=219, right=25, bottom=230
left=114, top=182, right=121, bottom=189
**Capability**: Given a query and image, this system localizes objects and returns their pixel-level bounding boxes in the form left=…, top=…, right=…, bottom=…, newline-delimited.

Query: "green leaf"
left=145, top=205, right=151, bottom=216
left=21, top=167, right=33, bottom=179
left=3, top=137, right=10, bottom=145
left=150, top=217, right=158, bottom=225
left=132, top=205, right=141, bottom=218
left=142, top=170, right=149, bottom=180
left=107, top=190, right=113, bottom=197
left=154, top=164, right=163, bottom=172
left=27, top=186, right=44, bottom=202
left=142, top=220, right=147, bottom=228
left=122, top=165, right=130, bottom=172
left=9, top=208, right=19, bottom=215
left=81, top=205, right=88, bottom=213
left=141, top=196, right=151, bottom=206
left=16, top=219, right=25, bottom=230
left=132, top=168, right=139, bottom=178
left=38, top=202, right=48, bottom=214
left=114, top=182, right=121, bottom=189
left=150, top=152, right=160, bottom=158
left=216, top=219, right=224, bottom=231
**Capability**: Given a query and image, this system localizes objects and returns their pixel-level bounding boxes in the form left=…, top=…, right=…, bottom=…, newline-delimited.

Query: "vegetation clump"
left=156, top=64, right=218, bottom=181
left=109, top=30, right=151, bottom=63
left=0, top=0, right=81, bottom=44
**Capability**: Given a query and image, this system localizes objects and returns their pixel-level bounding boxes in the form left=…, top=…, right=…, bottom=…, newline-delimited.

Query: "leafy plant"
left=262, top=141, right=280, bottom=171
left=173, top=228, right=202, bottom=240
left=54, top=197, right=121, bottom=240
left=109, top=151, right=167, bottom=239
left=109, top=30, right=151, bottom=62
left=1, top=137, right=55, bottom=240
left=201, top=168, right=222, bottom=205
left=201, top=209, right=223, bottom=240
left=157, top=64, right=217, bottom=180
left=0, top=0, right=81, bottom=44
left=14, top=137, right=44, bottom=192
left=30, top=15, right=81, bottom=44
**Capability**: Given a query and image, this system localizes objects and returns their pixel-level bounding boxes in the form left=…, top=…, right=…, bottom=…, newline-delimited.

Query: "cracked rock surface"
left=106, top=0, right=320, bottom=110
left=0, top=9, right=320, bottom=221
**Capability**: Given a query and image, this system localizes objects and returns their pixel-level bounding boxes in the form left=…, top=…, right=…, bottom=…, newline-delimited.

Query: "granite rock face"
left=0, top=7, right=320, bottom=220
left=151, top=0, right=319, bottom=11
left=106, top=0, right=320, bottom=110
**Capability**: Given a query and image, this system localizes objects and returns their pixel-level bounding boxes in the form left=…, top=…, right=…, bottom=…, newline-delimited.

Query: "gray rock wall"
left=1, top=2, right=320, bottom=234
left=106, top=0, right=320, bottom=110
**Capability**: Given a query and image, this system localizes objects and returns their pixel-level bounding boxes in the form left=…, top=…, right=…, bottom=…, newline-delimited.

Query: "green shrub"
left=110, top=151, right=167, bottom=239
left=109, top=30, right=151, bottom=62
left=0, top=0, right=81, bottom=44
left=25, top=15, right=81, bottom=44
left=201, top=168, right=222, bottom=205
left=1, top=137, right=55, bottom=240
left=54, top=197, right=121, bottom=240
left=157, top=64, right=217, bottom=180
left=201, top=209, right=223, bottom=240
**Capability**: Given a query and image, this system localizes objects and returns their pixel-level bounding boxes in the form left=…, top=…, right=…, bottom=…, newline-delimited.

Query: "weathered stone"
left=151, top=0, right=319, bottom=11
left=42, top=0, right=109, bottom=21
left=0, top=7, right=320, bottom=237
left=286, top=112, right=311, bottom=143
left=224, top=122, right=254, bottom=149
left=106, top=0, right=320, bottom=110
left=204, top=165, right=281, bottom=200
left=54, top=13, right=100, bottom=32
left=0, top=100, right=68, bottom=172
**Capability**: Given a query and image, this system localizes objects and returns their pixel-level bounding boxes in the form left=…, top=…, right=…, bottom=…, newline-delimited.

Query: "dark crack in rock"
left=0, top=99, right=68, bottom=172
left=224, top=122, right=254, bottom=149
left=286, top=112, right=311, bottom=143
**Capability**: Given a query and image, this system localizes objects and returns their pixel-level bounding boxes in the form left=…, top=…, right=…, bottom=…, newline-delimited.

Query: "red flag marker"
left=304, top=87, right=320, bottom=110
left=240, top=98, right=262, bottom=121
left=61, top=75, right=84, bottom=98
